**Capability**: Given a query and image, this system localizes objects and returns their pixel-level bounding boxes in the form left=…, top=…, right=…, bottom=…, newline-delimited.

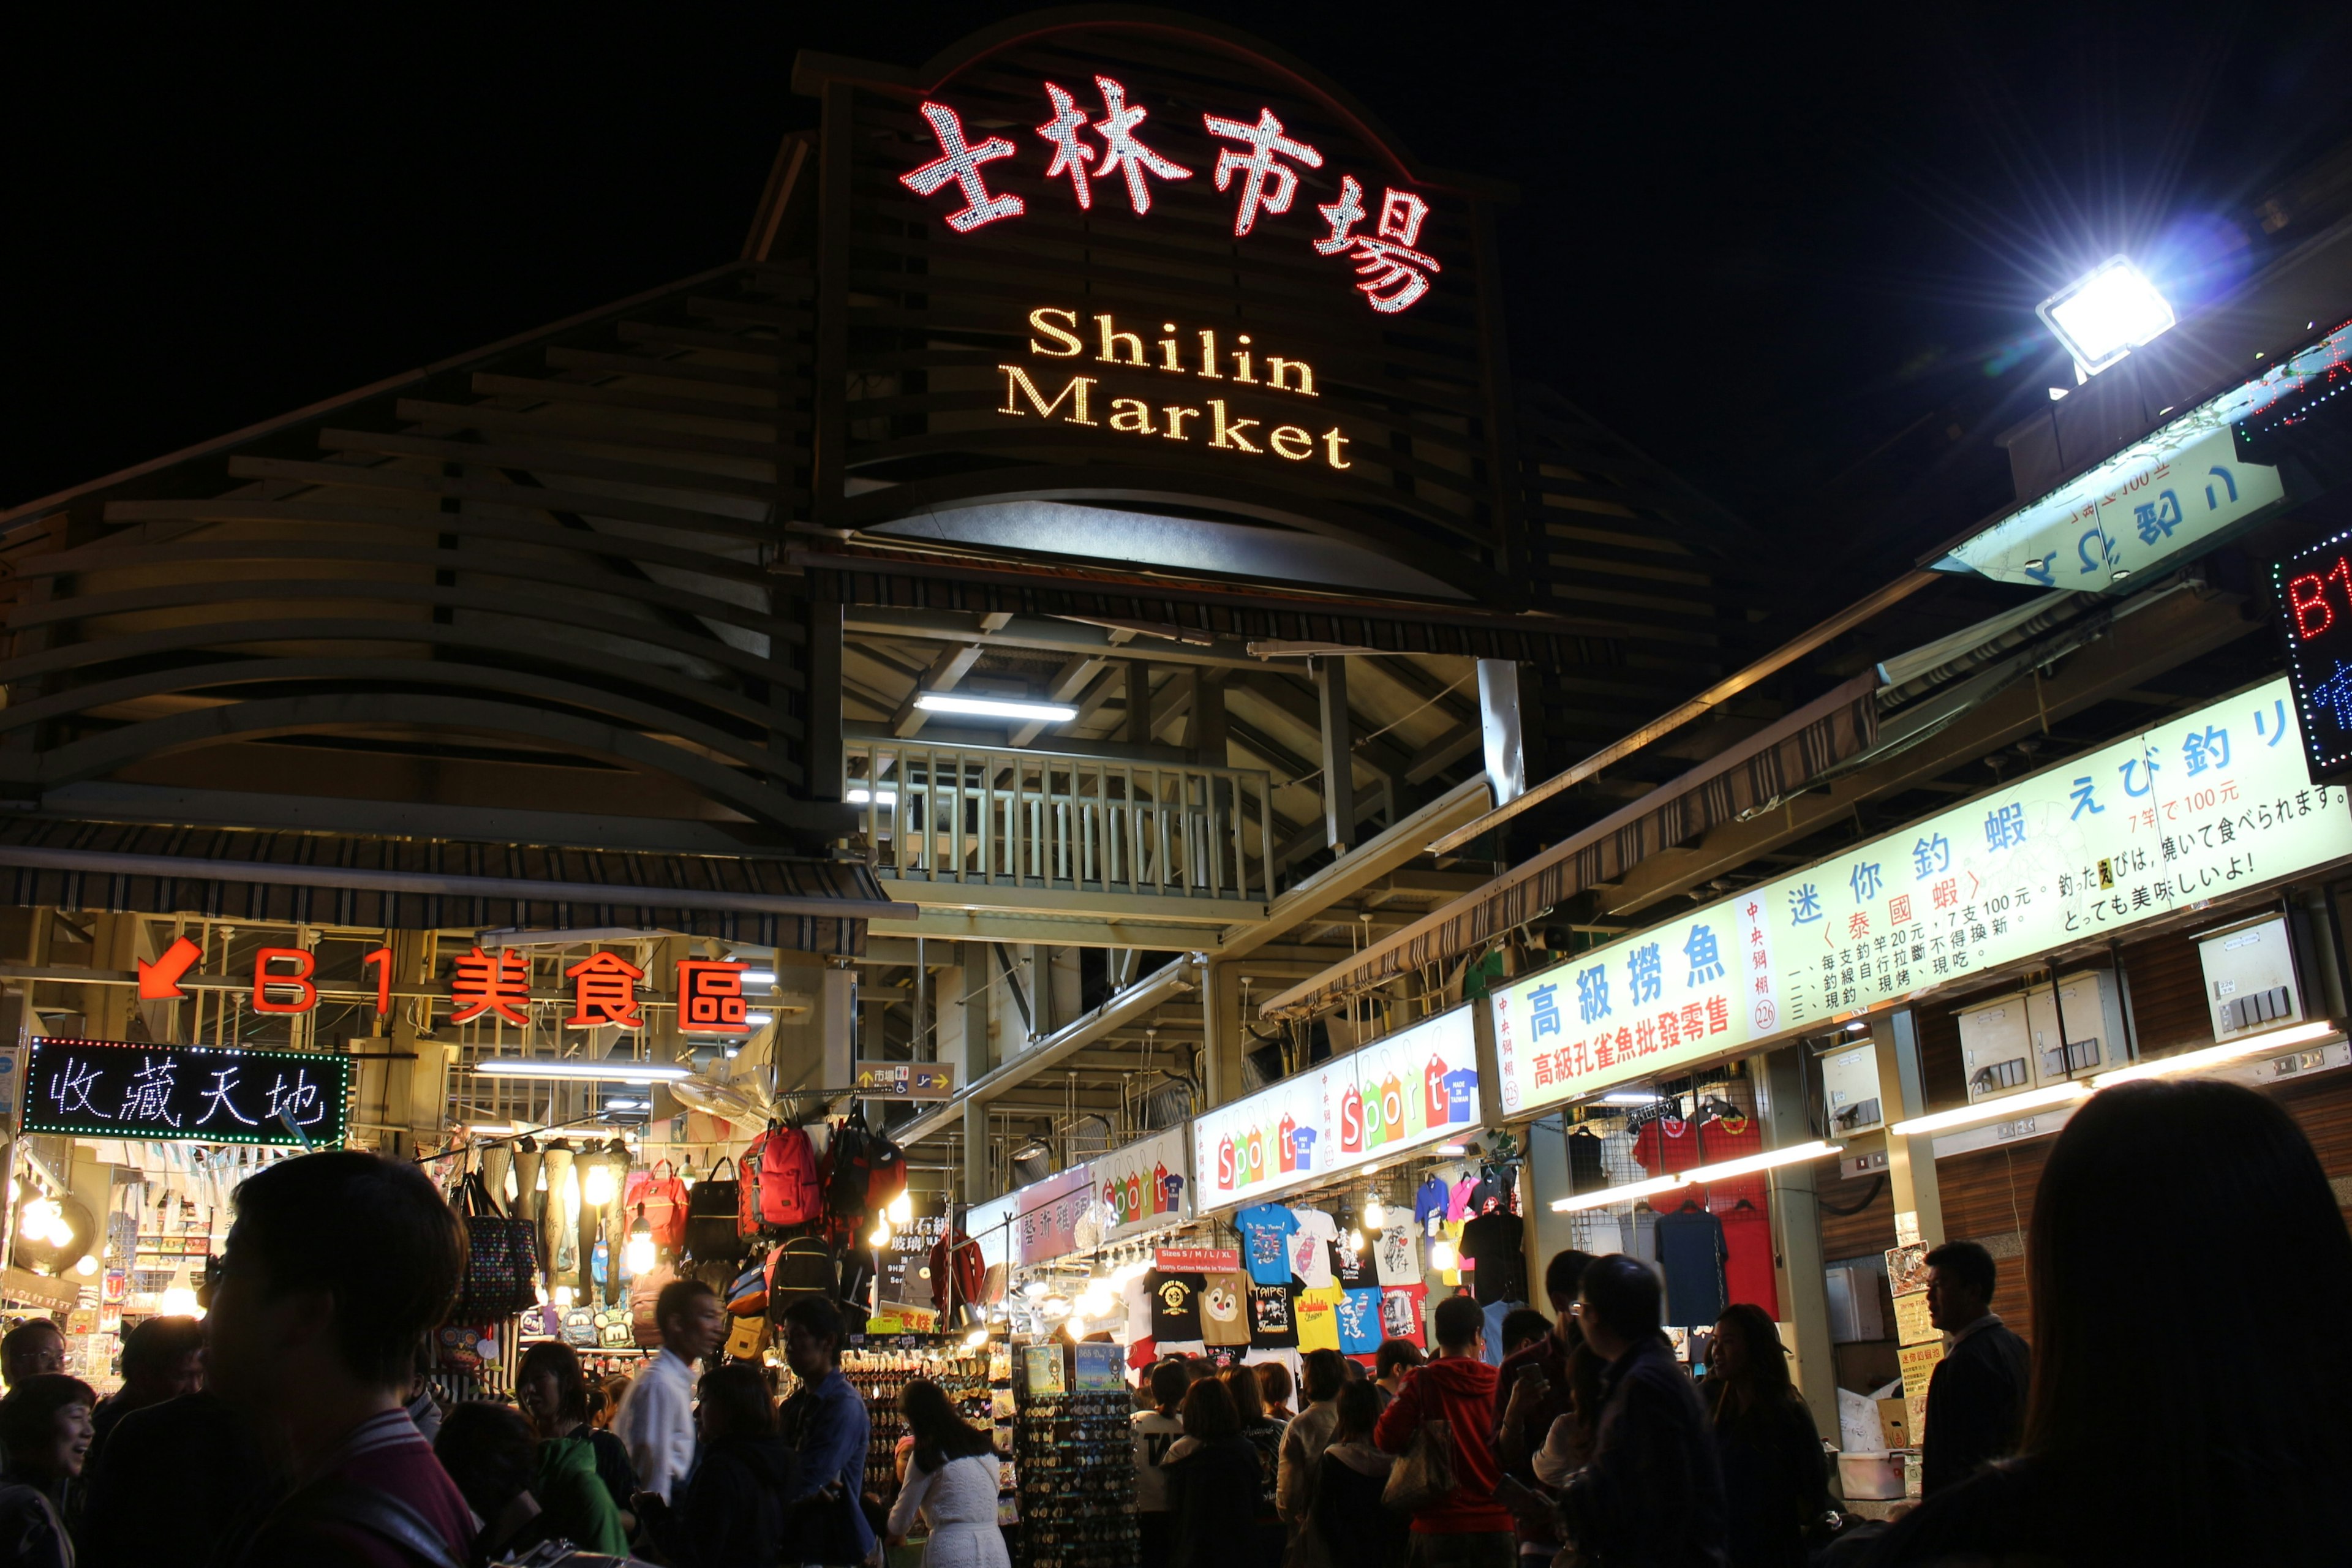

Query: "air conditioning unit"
left=2196, top=915, right=2304, bottom=1042
left=1956, top=995, right=2032, bottom=1104
left=1818, top=1042, right=1883, bottom=1134
left=2021, top=970, right=2127, bottom=1086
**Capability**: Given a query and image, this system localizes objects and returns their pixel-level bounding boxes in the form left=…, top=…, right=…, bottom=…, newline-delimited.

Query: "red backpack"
left=623, top=1160, right=689, bottom=1253
left=739, top=1123, right=823, bottom=1234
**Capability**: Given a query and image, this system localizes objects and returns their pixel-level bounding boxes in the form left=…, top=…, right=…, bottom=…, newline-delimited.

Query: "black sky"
left=10, top=2, right=2352, bottom=555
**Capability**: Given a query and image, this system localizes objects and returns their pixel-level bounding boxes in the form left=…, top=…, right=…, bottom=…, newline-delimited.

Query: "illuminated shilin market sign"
left=1490, top=676, right=2352, bottom=1117
left=26, top=1039, right=350, bottom=1149
left=900, top=75, right=1439, bottom=314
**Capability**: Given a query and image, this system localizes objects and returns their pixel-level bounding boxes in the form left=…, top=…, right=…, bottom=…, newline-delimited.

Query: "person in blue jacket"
left=776, top=1297, right=876, bottom=1566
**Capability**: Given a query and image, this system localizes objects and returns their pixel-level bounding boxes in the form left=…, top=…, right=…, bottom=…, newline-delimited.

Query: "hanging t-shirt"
left=1148, top=1272, right=1205, bottom=1341
left=1449, top=1177, right=1476, bottom=1220
left=1413, top=1175, right=1450, bottom=1227
left=1720, top=1209, right=1779, bottom=1319
left=1466, top=1170, right=1509, bottom=1216
left=1379, top=1283, right=1428, bottom=1347
left=1248, top=1283, right=1298, bottom=1348
left=1441, top=1068, right=1479, bottom=1125
left=1289, top=1210, right=1339, bottom=1290
left=1120, top=1277, right=1155, bottom=1346
left=1332, top=1227, right=1376, bottom=1290
left=1374, top=1224, right=1423, bottom=1287
left=1654, top=1208, right=1728, bottom=1329
left=1236, top=1204, right=1301, bottom=1286
left=1336, top=1288, right=1383, bottom=1354
left=1295, top=1285, right=1345, bottom=1352
left=1200, top=1272, right=1253, bottom=1346
left=1438, top=1220, right=1464, bottom=1286
left=1698, top=1113, right=1767, bottom=1211
left=1458, top=1212, right=1527, bottom=1305
left=1566, top=1129, right=1607, bottom=1193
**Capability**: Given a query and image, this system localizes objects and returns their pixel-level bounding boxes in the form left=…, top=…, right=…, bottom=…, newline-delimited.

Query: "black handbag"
left=684, top=1156, right=743, bottom=1262
left=448, top=1171, right=539, bottom=1323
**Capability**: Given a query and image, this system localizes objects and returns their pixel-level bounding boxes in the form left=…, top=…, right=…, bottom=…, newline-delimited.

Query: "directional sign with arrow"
left=137, top=937, right=203, bottom=1001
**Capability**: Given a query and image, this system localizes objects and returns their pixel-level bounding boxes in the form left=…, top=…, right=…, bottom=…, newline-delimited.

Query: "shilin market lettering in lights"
left=1192, top=1005, right=1479, bottom=1208
left=1490, top=676, right=2352, bottom=1117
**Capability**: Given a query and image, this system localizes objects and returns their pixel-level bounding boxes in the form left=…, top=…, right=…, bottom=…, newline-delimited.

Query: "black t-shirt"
left=1248, top=1282, right=1298, bottom=1348
left=1332, top=1229, right=1376, bottom=1290
left=1150, top=1272, right=1205, bottom=1340
left=1459, top=1212, right=1526, bottom=1304
left=1566, top=1130, right=1606, bottom=1193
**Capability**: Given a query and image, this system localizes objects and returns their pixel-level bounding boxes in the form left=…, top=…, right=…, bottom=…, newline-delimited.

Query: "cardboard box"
left=1875, top=1396, right=1913, bottom=1449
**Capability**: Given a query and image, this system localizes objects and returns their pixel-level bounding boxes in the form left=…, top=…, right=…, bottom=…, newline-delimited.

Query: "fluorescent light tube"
left=474, top=1059, right=690, bottom=1083
left=2092, top=1020, right=2335, bottom=1088
left=1888, top=1082, right=2089, bottom=1139
left=913, top=693, right=1080, bottom=722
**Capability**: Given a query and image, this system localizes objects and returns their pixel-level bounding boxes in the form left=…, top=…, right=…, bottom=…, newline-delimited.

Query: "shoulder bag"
left=684, top=1156, right=742, bottom=1262
left=448, top=1170, right=540, bottom=1323
left=1382, top=1415, right=1456, bottom=1514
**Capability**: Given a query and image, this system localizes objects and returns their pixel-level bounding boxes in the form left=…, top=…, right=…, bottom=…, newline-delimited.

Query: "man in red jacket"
left=1375, top=1293, right=1516, bottom=1568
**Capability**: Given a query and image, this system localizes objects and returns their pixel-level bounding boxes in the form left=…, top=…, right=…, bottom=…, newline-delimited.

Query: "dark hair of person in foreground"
left=1874, top=1077, right=2352, bottom=1566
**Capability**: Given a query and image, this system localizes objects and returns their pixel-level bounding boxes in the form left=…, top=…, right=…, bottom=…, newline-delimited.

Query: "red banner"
left=1155, top=1246, right=1239, bottom=1272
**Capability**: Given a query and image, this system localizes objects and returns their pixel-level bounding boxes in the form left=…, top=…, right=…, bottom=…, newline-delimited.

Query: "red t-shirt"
left=1721, top=1208, right=1780, bottom=1319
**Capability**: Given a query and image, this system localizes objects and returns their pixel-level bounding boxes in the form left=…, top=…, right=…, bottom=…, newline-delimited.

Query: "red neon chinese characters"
left=1036, top=83, right=1097, bottom=208
left=1091, top=76, right=1190, bottom=214
left=676, top=959, right=750, bottom=1034
left=1315, top=175, right=1440, bottom=313
left=901, top=101, right=1025, bottom=233
left=565, top=951, right=646, bottom=1030
left=1202, top=107, right=1323, bottom=236
left=451, top=946, right=533, bottom=1027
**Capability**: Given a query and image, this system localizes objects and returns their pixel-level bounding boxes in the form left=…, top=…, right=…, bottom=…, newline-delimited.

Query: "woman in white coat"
left=884, top=1379, right=1011, bottom=1568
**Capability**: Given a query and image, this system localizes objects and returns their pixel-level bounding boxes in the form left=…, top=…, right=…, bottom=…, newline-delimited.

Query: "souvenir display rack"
left=1013, top=1343, right=1136, bottom=1568
left=842, top=1339, right=1000, bottom=1498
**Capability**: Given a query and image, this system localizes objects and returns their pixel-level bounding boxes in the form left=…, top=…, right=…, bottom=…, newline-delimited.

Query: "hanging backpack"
left=624, top=1161, right=690, bottom=1254
left=742, top=1123, right=824, bottom=1233
left=765, top=1235, right=837, bottom=1326
left=827, top=1109, right=898, bottom=1222
left=686, top=1157, right=744, bottom=1262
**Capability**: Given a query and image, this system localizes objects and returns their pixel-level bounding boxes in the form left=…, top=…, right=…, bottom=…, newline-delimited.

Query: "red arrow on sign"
left=138, top=937, right=203, bottom=1000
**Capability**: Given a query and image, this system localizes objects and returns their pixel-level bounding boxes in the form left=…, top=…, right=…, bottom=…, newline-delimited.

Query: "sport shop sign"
left=1193, top=1004, right=1477, bottom=1210
left=1490, top=675, right=2352, bottom=1117
left=1093, top=1126, right=1192, bottom=1245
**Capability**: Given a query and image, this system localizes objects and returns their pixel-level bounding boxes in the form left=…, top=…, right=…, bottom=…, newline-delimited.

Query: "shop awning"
left=1259, top=670, right=1882, bottom=1018
left=791, top=545, right=1629, bottom=666
left=0, top=818, right=913, bottom=955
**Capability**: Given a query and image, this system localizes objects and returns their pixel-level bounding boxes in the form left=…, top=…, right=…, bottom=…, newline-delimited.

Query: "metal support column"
left=1314, top=656, right=1357, bottom=854
left=1871, top=1008, right=1946, bottom=1250
left=1759, top=1046, right=1839, bottom=1442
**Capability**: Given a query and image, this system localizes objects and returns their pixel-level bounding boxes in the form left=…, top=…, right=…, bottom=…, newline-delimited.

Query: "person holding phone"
left=1494, top=1253, right=1593, bottom=1568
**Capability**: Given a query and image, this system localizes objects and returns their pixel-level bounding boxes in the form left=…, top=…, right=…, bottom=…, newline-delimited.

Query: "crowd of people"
left=0, top=1076, right=2342, bottom=1566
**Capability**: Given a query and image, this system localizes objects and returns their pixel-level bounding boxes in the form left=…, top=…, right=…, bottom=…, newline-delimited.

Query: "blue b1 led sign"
left=2273, top=530, right=2352, bottom=783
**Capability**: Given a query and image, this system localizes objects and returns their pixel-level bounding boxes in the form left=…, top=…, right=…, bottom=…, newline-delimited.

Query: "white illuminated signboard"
left=1938, top=320, right=2352, bottom=590
left=1092, top=1126, right=1193, bottom=1244
left=1192, top=1005, right=1478, bottom=1212
left=1491, top=676, right=2352, bottom=1117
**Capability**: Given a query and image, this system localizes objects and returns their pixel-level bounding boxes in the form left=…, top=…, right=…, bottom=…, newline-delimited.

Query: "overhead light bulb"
left=554, top=1284, right=576, bottom=1307
left=869, top=1219, right=892, bottom=1248
left=2038, top=256, right=2176, bottom=375
left=1348, top=1227, right=1365, bottom=1250
left=1363, top=1195, right=1385, bottom=1230
left=1023, top=1278, right=1049, bottom=1299
left=74, top=1255, right=98, bottom=1276
left=582, top=1162, right=618, bottom=1210
left=1430, top=1238, right=1457, bottom=1271
left=888, top=1191, right=913, bottom=1224
left=963, top=1327, right=990, bottom=1349
left=158, top=1285, right=199, bottom=1317
left=1065, top=1315, right=1088, bottom=1338
left=45, top=1218, right=73, bottom=1247
left=626, top=1227, right=656, bottom=1276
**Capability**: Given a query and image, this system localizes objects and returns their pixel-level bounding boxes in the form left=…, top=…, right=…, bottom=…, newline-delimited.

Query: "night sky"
left=10, top=3, right=2352, bottom=567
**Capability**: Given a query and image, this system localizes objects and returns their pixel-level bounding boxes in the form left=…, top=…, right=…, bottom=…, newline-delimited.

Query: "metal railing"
left=845, top=741, right=1277, bottom=902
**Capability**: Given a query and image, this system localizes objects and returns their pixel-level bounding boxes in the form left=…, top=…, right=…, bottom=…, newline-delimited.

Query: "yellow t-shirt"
left=1295, top=1284, right=1346, bottom=1352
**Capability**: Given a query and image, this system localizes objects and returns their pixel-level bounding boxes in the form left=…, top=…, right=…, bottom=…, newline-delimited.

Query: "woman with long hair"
left=1164, top=1379, right=1265, bottom=1568
left=635, top=1362, right=788, bottom=1568
left=1875, top=1078, right=2352, bottom=1566
left=884, top=1378, right=1009, bottom=1568
left=1702, top=1303, right=1826, bottom=1568
left=1303, top=1379, right=1406, bottom=1568
left=1220, top=1365, right=1286, bottom=1568
left=516, top=1339, right=637, bottom=1531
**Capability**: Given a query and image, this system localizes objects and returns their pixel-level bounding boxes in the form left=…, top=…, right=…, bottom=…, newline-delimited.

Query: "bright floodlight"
left=2037, top=257, right=2176, bottom=375
left=913, top=692, right=1079, bottom=722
